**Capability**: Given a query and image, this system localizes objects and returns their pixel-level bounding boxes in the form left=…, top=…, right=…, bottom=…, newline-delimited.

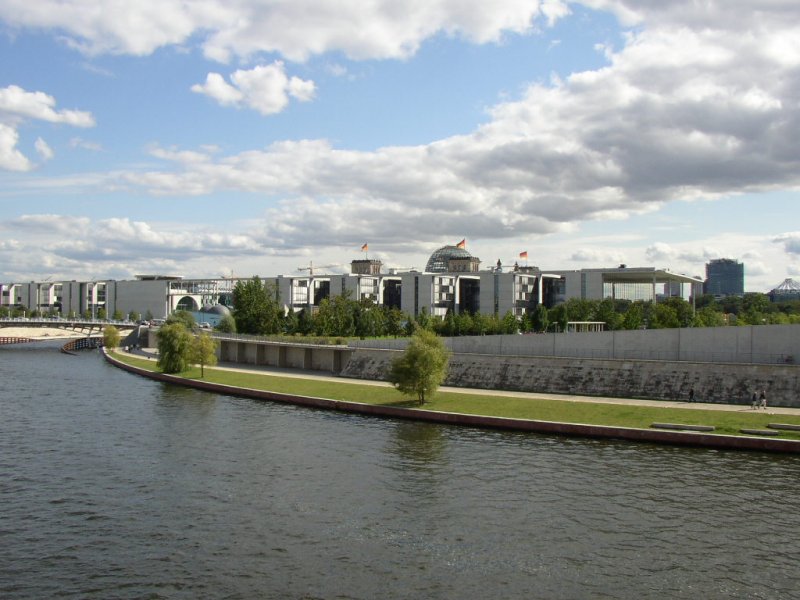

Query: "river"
left=1, top=343, right=798, bottom=599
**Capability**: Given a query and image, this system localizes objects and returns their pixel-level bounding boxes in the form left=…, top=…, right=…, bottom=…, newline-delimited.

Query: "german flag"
left=456, top=239, right=466, bottom=249
left=361, top=243, right=368, bottom=252
left=519, top=251, right=528, bottom=259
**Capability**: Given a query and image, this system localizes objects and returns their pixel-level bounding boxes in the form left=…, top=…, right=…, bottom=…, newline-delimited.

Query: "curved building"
left=425, top=245, right=481, bottom=273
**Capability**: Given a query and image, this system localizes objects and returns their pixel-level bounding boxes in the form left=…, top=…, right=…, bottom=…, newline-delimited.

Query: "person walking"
left=688, top=387, right=695, bottom=402
left=751, top=391, right=758, bottom=410
left=759, top=389, right=767, bottom=410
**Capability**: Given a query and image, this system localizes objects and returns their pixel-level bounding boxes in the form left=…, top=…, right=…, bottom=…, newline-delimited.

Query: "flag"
left=456, top=239, right=466, bottom=249
left=519, top=251, right=528, bottom=259
left=361, top=243, right=368, bottom=252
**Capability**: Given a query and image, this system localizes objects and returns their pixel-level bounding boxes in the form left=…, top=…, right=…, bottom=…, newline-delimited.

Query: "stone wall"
left=340, top=348, right=800, bottom=407
left=349, top=324, right=800, bottom=365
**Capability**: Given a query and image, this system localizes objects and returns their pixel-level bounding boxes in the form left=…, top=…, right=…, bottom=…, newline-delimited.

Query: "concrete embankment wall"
left=350, top=324, right=800, bottom=365
left=340, top=349, right=800, bottom=408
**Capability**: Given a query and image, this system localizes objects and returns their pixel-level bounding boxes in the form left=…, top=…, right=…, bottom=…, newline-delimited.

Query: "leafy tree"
left=319, top=294, right=357, bottom=337
left=621, top=302, right=644, bottom=330
left=96, top=307, right=107, bottom=320
left=501, top=310, right=518, bottom=334
left=145, top=309, right=154, bottom=321
left=530, top=304, right=549, bottom=333
left=661, top=297, right=693, bottom=327
left=166, top=310, right=196, bottom=329
left=103, top=324, right=121, bottom=349
left=82, top=309, right=92, bottom=320
left=296, top=308, right=314, bottom=335
left=157, top=323, right=192, bottom=374
left=414, top=307, right=433, bottom=331
left=232, top=276, right=282, bottom=335
left=564, top=298, right=594, bottom=322
left=128, top=310, right=141, bottom=322
left=112, top=309, right=124, bottom=321
left=384, top=307, right=405, bottom=338
left=650, top=303, right=680, bottom=329
left=188, top=332, right=218, bottom=377
left=0, top=306, right=9, bottom=318
left=549, top=304, right=568, bottom=332
left=594, top=299, right=620, bottom=330
left=215, top=314, right=237, bottom=333
left=388, top=329, right=450, bottom=405
left=456, top=311, right=474, bottom=336
left=283, top=308, right=300, bottom=334
left=693, top=305, right=726, bottom=327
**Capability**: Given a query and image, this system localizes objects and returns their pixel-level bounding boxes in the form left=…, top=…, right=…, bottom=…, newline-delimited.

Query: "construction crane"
left=296, top=261, right=340, bottom=276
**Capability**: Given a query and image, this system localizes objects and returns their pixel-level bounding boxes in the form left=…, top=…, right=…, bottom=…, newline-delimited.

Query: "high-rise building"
left=704, top=259, right=744, bottom=296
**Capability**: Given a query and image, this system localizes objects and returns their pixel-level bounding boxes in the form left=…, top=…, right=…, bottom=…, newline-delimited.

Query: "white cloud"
left=0, top=123, right=32, bottom=171
left=774, top=232, right=800, bottom=255
left=0, top=85, right=94, bottom=127
left=35, top=137, right=54, bottom=161
left=191, top=63, right=315, bottom=115
left=69, top=137, right=103, bottom=152
left=0, top=0, right=562, bottom=62
left=110, top=1, right=800, bottom=259
left=0, top=84, right=94, bottom=171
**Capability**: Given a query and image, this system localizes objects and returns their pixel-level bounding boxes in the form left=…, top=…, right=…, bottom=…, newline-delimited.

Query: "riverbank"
left=104, top=349, right=800, bottom=453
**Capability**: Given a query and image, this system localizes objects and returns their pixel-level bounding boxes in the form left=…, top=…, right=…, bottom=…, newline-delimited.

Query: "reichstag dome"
left=425, top=245, right=475, bottom=273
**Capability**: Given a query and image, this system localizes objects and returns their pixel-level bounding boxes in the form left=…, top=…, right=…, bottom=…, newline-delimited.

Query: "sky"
left=1, top=0, right=799, bottom=292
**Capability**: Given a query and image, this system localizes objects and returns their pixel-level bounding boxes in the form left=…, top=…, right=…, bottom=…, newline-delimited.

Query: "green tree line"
left=221, top=278, right=800, bottom=339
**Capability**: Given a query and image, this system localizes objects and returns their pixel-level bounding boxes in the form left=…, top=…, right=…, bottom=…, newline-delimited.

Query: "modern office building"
left=704, top=258, right=744, bottom=296
left=1, top=244, right=704, bottom=320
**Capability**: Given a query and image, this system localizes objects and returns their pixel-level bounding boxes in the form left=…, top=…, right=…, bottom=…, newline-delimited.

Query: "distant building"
left=704, top=259, right=744, bottom=296
left=1, top=244, right=704, bottom=320
left=768, top=278, right=800, bottom=302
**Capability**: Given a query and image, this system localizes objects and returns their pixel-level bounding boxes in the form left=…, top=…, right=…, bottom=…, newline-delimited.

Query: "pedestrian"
left=759, top=390, right=767, bottom=410
left=688, top=387, right=695, bottom=402
left=751, top=392, right=758, bottom=410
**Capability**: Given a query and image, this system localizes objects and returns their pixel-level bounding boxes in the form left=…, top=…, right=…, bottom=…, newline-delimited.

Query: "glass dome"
left=425, top=245, right=474, bottom=273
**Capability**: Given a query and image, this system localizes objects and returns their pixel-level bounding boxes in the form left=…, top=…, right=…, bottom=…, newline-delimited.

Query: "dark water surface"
left=1, top=344, right=798, bottom=599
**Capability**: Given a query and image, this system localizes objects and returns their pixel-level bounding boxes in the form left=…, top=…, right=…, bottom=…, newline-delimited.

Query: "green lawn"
left=110, top=352, right=800, bottom=440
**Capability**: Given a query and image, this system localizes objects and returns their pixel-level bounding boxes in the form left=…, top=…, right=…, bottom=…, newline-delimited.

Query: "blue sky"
left=0, top=1, right=798, bottom=291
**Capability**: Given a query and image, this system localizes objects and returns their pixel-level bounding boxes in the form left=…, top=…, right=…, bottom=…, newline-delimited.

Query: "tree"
left=128, top=310, right=141, bottom=322
left=216, top=314, right=237, bottom=333
left=103, top=324, right=121, bottom=350
left=388, top=329, right=450, bottom=405
left=112, top=309, right=124, bottom=321
left=96, top=307, right=107, bottom=320
left=188, top=332, right=218, bottom=377
left=232, top=276, right=282, bottom=335
left=157, top=322, right=192, bottom=374
left=621, top=301, right=644, bottom=330
left=530, top=304, right=549, bottom=333
left=166, top=310, right=196, bottom=329
left=650, top=303, right=680, bottom=329
left=549, top=304, right=568, bottom=332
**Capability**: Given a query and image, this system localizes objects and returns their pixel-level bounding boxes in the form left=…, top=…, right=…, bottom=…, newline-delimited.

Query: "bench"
left=740, top=428, right=781, bottom=436
left=650, top=423, right=715, bottom=432
left=767, top=423, right=800, bottom=431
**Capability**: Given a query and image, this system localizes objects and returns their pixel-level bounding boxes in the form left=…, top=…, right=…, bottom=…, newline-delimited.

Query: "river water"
left=1, top=344, right=798, bottom=599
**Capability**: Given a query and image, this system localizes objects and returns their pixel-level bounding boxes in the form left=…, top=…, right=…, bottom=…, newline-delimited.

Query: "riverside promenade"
left=110, top=348, right=800, bottom=453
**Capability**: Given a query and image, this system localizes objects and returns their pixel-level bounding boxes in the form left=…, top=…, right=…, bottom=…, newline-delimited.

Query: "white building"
left=1, top=246, right=703, bottom=320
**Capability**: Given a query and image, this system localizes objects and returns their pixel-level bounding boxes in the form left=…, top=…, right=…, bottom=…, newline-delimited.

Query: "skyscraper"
left=704, top=259, right=744, bottom=296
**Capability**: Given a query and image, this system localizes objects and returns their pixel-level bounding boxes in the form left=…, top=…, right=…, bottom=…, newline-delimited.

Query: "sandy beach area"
left=1, top=327, right=85, bottom=339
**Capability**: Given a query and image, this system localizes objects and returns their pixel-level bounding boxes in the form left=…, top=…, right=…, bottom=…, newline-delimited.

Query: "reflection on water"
left=1, top=346, right=799, bottom=599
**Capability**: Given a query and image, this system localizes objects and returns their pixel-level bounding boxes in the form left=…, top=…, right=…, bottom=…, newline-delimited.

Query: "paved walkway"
left=122, top=347, right=800, bottom=417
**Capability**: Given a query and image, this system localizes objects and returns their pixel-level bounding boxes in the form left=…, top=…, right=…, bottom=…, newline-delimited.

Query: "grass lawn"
left=110, top=351, right=800, bottom=440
